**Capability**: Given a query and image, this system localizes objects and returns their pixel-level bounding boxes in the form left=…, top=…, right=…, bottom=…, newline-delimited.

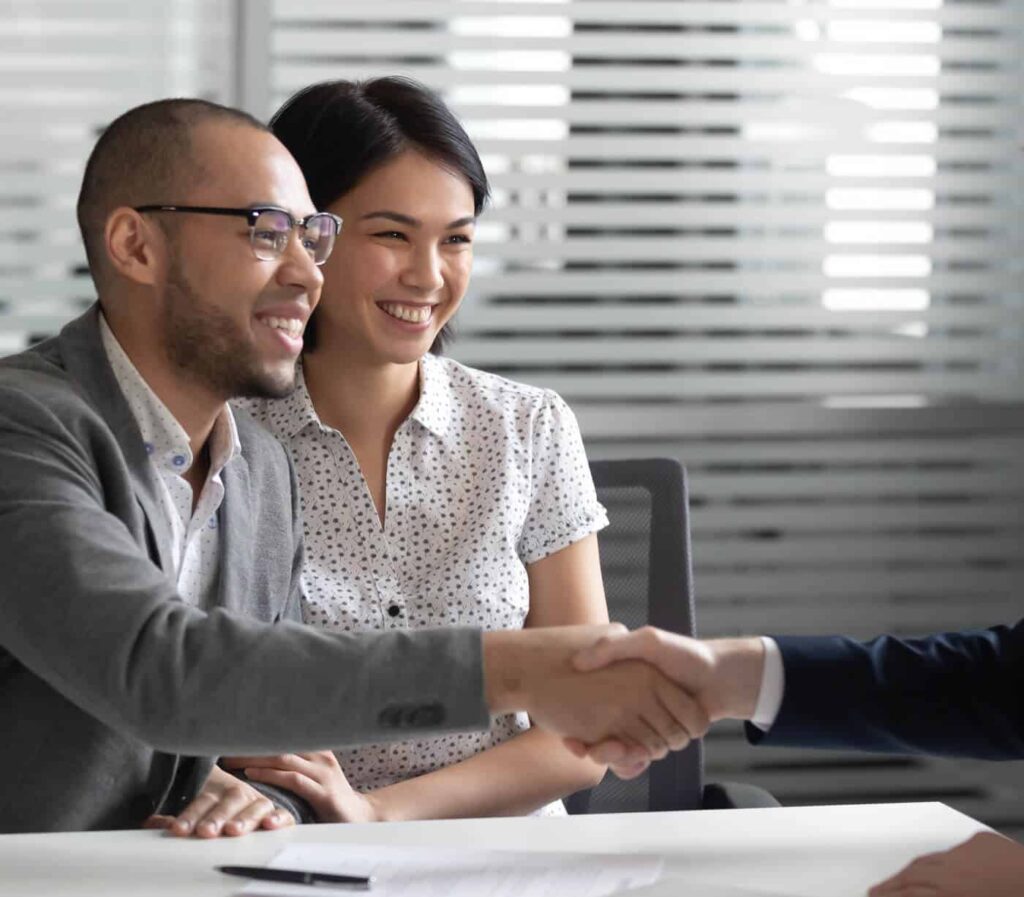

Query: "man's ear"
left=105, top=208, right=165, bottom=286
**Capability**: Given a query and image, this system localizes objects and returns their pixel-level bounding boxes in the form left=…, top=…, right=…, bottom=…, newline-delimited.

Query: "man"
left=568, top=620, right=1024, bottom=896
left=0, top=98, right=703, bottom=834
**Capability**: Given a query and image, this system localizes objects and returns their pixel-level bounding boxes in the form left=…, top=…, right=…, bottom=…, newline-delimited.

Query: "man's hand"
left=565, top=627, right=765, bottom=777
left=869, top=832, right=1024, bottom=897
left=483, top=625, right=710, bottom=771
left=222, top=751, right=381, bottom=824
left=142, top=764, right=295, bottom=838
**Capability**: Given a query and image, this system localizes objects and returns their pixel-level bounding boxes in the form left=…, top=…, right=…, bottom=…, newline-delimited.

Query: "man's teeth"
left=381, top=303, right=433, bottom=324
left=261, top=316, right=304, bottom=338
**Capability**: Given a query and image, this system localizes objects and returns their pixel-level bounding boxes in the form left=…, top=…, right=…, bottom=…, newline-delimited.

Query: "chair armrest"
left=701, top=781, right=781, bottom=810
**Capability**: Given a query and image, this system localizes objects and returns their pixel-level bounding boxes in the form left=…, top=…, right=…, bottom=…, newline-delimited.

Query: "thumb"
left=573, top=626, right=644, bottom=672
left=609, top=758, right=652, bottom=781
left=563, top=737, right=588, bottom=758
left=572, top=636, right=618, bottom=671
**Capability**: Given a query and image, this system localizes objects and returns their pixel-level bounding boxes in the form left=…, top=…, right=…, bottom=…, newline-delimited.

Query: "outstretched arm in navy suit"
left=569, top=618, right=1024, bottom=769
left=750, top=620, right=1024, bottom=759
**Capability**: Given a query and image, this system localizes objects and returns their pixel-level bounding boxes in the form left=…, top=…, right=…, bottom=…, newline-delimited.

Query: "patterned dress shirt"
left=100, top=314, right=241, bottom=606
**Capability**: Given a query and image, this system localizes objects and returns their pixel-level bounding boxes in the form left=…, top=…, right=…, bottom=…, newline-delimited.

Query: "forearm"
left=6, top=504, right=487, bottom=753
left=703, top=637, right=766, bottom=721
left=482, top=629, right=534, bottom=715
left=482, top=626, right=612, bottom=715
left=367, top=727, right=606, bottom=822
left=760, top=628, right=1024, bottom=758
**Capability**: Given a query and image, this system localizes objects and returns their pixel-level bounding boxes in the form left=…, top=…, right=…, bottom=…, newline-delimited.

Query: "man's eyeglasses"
left=133, top=205, right=343, bottom=266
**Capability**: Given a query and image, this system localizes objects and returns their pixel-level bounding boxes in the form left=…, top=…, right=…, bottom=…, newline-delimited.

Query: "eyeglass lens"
left=251, top=209, right=339, bottom=265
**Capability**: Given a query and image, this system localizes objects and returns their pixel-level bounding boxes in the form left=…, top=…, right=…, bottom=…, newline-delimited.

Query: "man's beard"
left=162, top=255, right=297, bottom=400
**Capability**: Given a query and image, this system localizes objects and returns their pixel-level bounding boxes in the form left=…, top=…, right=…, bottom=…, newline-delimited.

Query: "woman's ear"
left=104, top=207, right=165, bottom=286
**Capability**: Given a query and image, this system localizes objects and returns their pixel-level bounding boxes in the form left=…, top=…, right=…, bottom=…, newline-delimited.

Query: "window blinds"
left=260, top=2, right=1024, bottom=626
left=0, top=0, right=232, bottom=351
left=260, top=0, right=1024, bottom=831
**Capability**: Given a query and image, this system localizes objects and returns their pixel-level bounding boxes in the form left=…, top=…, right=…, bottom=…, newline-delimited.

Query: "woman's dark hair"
left=270, top=77, right=490, bottom=354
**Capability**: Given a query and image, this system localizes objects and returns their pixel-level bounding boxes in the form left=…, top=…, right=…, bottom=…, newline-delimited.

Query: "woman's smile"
left=377, top=301, right=437, bottom=327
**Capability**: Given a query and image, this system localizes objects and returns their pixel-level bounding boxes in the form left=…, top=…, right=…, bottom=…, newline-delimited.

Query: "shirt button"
left=388, top=605, right=401, bottom=618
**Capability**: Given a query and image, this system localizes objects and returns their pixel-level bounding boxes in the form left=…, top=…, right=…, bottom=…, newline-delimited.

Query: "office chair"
left=565, top=457, right=778, bottom=813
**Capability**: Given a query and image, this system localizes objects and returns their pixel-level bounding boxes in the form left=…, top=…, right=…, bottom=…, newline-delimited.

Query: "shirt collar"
left=98, top=313, right=242, bottom=477
left=261, top=363, right=322, bottom=442
left=408, top=353, right=451, bottom=438
left=265, top=355, right=452, bottom=442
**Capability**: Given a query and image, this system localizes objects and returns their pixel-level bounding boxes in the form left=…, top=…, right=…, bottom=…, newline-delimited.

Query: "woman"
left=201, top=77, right=609, bottom=829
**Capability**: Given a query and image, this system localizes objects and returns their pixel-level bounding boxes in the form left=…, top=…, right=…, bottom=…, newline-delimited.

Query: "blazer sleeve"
left=746, top=621, right=1024, bottom=759
left=0, top=382, right=489, bottom=756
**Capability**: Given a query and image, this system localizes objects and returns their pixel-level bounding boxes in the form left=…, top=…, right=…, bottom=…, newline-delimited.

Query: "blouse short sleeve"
left=517, top=391, right=609, bottom=565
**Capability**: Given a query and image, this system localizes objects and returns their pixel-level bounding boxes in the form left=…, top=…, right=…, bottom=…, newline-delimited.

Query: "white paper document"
left=237, top=841, right=663, bottom=897
left=614, top=878, right=799, bottom=897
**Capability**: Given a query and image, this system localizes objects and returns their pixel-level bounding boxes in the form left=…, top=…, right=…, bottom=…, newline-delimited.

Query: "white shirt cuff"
left=750, top=637, right=784, bottom=731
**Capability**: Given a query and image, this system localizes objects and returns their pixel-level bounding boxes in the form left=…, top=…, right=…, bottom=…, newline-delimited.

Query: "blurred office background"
left=2, top=0, right=1022, bottom=834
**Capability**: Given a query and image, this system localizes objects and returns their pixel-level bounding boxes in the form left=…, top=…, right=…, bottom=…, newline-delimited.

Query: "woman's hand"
left=221, top=751, right=383, bottom=824
left=142, top=764, right=294, bottom=838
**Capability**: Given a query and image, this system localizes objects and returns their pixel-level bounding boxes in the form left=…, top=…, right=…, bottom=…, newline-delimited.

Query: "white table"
left=0, top=802, right=989, bottom=897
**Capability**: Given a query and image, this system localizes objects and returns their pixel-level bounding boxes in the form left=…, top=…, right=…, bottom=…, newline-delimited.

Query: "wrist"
left=704, top=637, right=765, bottom=721
left=362, top=789, right=392, bottom=824
left=482, top=625, right=623, bottom=717
left=481, top=630, right=569, bottom=716
left=481, top=630, right=540, bottom=716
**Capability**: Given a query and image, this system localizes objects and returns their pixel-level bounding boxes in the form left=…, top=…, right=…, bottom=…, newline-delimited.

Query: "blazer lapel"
left=217, top=455, right=253, bottom=614
left=55, top=305, right=176, bottom=574
left=55, top=306, right=188, bottom=807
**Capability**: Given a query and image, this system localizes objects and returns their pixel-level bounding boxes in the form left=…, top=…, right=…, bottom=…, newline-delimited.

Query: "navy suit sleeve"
left=746, top=620, right=1024, bottom=759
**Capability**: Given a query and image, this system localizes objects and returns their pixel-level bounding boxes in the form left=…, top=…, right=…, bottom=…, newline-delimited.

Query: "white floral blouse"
left=238, top=353, right=608, bottom=816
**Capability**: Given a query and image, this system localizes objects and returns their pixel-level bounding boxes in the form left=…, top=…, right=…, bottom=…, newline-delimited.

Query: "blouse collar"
left=268, top=354, right=452, bottom=442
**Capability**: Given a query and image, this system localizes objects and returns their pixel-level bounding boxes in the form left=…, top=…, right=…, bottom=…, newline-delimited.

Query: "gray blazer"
left=0, top=306, right=487, bottom=833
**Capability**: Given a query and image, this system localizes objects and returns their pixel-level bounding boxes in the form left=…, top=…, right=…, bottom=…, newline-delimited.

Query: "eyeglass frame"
left=132, top=204, right=344, bottom=266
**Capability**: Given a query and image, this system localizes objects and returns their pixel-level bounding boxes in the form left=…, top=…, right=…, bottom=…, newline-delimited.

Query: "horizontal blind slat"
left=468, top=271, right=1019, bottom=293
left=574, top=404, right=1024, bottom=438
left=491, top=369, right=1024, bottom=398
left=274, top=65, right=1024, bottom=94
left=449, top=337, right=1022, bottom=366
left=273, top=1, right=1020, bottom=29
left=272, top=29, right=1023, bottom=62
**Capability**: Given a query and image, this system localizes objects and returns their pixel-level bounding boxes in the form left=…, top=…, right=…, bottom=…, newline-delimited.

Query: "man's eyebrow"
left=360, top=211, right=477, bottom=229
left=252, top=203, right=317, bottom=218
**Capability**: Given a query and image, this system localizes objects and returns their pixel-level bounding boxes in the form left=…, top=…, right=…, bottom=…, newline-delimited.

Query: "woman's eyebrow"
left=361, top=210, right=418, bottom=226
left=360, top=210, right=476, bottom=229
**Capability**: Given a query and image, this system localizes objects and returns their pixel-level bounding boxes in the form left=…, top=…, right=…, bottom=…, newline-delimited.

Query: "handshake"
left=484, top=624, right=763, bottom=780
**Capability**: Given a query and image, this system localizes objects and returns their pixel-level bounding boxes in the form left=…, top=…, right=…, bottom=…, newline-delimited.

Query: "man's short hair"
left=76, top=98, right=269, bottom=289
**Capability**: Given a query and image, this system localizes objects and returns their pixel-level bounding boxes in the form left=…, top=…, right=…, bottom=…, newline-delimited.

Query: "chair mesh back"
left=599, top=486, right=656, bottom=632
left=564, top=458, right=704, bottom=813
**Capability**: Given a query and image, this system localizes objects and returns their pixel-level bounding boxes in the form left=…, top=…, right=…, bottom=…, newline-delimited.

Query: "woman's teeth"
left=380, top=303, right=433, bottom=324
left=261, top=317, right=304, bottom=338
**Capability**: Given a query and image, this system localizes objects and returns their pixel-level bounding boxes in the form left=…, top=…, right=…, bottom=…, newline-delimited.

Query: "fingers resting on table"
left=143, top=764, right=294, bottom=838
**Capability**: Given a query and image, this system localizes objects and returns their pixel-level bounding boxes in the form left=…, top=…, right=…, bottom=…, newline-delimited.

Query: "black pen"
left=217, top=865, right=373, bottom=890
